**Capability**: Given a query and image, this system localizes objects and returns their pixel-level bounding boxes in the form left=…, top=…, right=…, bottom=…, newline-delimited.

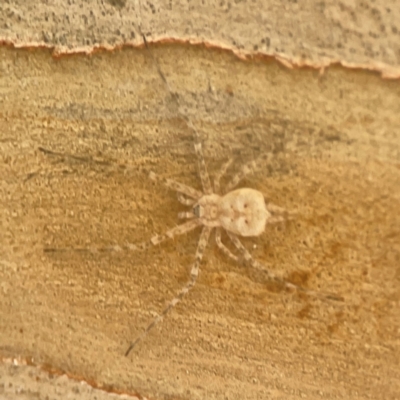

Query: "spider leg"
left=141, top=35, right=212, bottom=195
left=149, top=171, right=202, bottom=199
left=178, top=211, right=195, bottom=219
left=214, top=159, right=233, bottom=194
left=225, top=153, right=270, bottom=193
left=44, top=219, right=201, bottom=253
left=215, top=228, right=239, bottom=262
left=267, top=215, right=286, bottom=224
left=226, top=231, right=344, bottom=302
left=193, top=139, right=213, bottom=195
left=266, top=202, right=288, bottom=214
left=265, top=202, right=297, bottom=224
left=125, top=226, right=212, bottom=356
left=177, top=193, right=196, bottom=206
left=177, top=195, right=196, bottom=219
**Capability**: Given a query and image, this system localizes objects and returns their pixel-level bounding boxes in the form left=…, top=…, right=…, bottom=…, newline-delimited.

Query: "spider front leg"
left=226, top=231, right=344, bottom=302
left=182, top=118, right=213, bottom=195
left=125, top=226, right=212, bottom=356
left=214, top=159, right=233, bottom=194
left=149, top=171, right=202, bottom=200
left=177, top=193, right=196, bottom=206
left=225, top=153, right=271, bottom=193
left=142, top=33, right=211, bottom=195
left=193, top=138, right=213, bottom=195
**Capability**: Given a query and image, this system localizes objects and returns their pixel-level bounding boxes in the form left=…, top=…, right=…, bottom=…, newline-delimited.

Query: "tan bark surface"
left=1, top=0, right=400, bottom=76
left=1, top=2, right=400, bottom=400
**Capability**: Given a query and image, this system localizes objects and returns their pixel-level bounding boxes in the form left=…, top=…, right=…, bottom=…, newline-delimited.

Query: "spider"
left=121, top=139, right=298, bottom=356
left=119, top=134, right=341, bottom=355
left=42, top=35, right=342, bottom=357
left=42, top=142, right=295, bottom=355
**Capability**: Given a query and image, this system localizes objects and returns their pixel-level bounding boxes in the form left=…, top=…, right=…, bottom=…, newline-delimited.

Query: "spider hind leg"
left=125, top=226, right=212, bottom=356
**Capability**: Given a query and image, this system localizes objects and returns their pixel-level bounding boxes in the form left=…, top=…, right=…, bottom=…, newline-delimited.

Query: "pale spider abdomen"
left=219, top=188, right=270, bottom=237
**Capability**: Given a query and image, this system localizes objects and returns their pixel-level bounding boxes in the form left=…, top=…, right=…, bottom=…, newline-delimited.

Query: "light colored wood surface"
left=0, top=2, right=399, bottom=400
